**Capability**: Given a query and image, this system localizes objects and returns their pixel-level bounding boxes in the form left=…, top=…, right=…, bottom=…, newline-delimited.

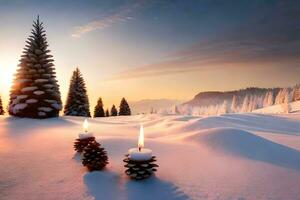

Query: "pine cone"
left=74, top=136, right=95, bottom=153
left=123, top=154, right=158, bottom=180
left=82, top=140, right=109, bottom=171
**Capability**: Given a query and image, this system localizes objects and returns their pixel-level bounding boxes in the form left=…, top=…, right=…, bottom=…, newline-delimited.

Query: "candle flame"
left=138, top=125, right=144, bottom=151
left=83, top=119, right=89, bottom=133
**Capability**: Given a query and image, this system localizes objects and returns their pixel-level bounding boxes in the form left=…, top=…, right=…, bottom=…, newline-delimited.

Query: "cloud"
left=109, top=0, right=300, bottom=80
left=71, top=1, right=147, bottom=38
left=109, top=35, right=300, bottom=80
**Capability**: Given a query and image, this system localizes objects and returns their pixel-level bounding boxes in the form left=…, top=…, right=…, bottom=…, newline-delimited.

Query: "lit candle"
left=78, top=119, right=94, bottom=139
left=128, top=125, right=152, bottom=161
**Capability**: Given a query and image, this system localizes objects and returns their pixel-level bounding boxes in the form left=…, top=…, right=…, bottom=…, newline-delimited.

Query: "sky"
left=0, top=0, right=299, bottom=110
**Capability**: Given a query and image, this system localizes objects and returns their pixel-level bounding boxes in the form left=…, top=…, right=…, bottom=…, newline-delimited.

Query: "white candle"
left=129, top=148, right=152, bottom=161
left=78, top=119, right=94, bottom=139
left=128, top=125, right=152, bottom=161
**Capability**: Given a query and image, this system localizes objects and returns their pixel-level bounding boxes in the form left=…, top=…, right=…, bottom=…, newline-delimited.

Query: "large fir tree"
left=110, top=104, right=118, bottom=116
left=119, top=97, right=131, bottom=116
left=94, top=97, right=105, bottom=117
left=0, top=96, right=4, bottom=115
left=64, top=68, right=90, bottom=117
left=9, top=16, right=62, bottom=118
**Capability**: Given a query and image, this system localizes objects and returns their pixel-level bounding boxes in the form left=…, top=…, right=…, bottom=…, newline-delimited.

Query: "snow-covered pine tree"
left=150, top=107, right=154, bottom=114
left=221, top=100, right=230, bottom=114
left=110, top=104, right=118, bottom=116
left=174, top=105, right=180, bottom=115
left=263, top=92, right=269, bottom=107
left=93, top=97, right=105, bottom=117
left=219, top=100, right=229, bottom=114
left=231, top=95, right=238, bottom=113
left=9, top=16, right=62, bottom=118
left=263, top=91, right=274, bottom=107
left=0, top=95, right=4, bottom=115
left=105, top=109, right=109, bottom=117
left=291, top=84, right=300, bottom=101
left=250, top=95, right=259, bottom=111
left=241, top=95, right=249, bottom=113
left=119, top=98, right=131, bottom=116
left=64, top=68, right=90, bottom=117
left=275, top=89, right=287, bottom=104
left=283, top=91, right=291, bottom=113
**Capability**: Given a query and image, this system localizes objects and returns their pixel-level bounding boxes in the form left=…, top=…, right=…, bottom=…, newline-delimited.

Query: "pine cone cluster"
left=74, top=136, right=95, bottom=153
left=82, top=140, right=108, bottom=171
left=123, top=154, right=158, bottom=180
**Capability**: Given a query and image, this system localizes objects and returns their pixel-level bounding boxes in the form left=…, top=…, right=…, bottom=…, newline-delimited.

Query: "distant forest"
left=178, top=85, right=300, bottom=115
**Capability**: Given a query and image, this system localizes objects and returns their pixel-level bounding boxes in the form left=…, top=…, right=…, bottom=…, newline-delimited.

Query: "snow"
left=43, top=84, right=54, bottom=88
left=253, top=100, right=300, bottom=114
left=38, top=111, right=46, bottom=116
left=35, top=79, right=48, bottom=83
left=12, top=103, right=27, bottom=114
left=16, top=79, right=31, bottom=83
left=0, top=113, right=300, bottom=200
left=51, top=103, right=62, bottom=110
left=33, top=90, right=45, bottom=95
left=78, top=132, right=94, bottom=139
left=38, top=107, right=53, bottom=112
left=44, top=99, right=57, bottom=103
left=26, top=99, right=38, bottom=104
left=21, top=86, right=38, bottom=92
left=16, top=95, right=28, bottom=99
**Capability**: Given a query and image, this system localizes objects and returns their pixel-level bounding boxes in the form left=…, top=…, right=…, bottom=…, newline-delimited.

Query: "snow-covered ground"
left=253, top=100, right=300, bottom=114
left=1, top=113, right=300, bottom=200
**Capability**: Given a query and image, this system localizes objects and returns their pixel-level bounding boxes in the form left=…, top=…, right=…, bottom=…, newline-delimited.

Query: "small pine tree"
left=150, top=107, right=154, bottom=114
left=291, top=85, right=300, bottom=101
left=231, top=95, right=238, bottom=113
left=94, top=97, right=105, bottom=117
left=0, top=96, right=4, bottom=115
left=9, top=16, right=62, bottom=118
left=110, top=104, right=118, bottom=116
left=250, top=95, right=259, bottom=111
left=220, top=100, right=229, bottom=114
left=105, top=109, right=109, bottom=117
left=283, top=91, right=291, bottom=113
left=265, top=91, right=274, bottom=106
left=64, top=68, right=90, bottom=117
left=241, top=95, right=249, bottom=112
left=119, top=98, right=131, bottom=116
left=263, top=91, right=272, bottom=107
left=174, top=105, right=180, bottom=115
left=275, top=88, right=288, bottom=104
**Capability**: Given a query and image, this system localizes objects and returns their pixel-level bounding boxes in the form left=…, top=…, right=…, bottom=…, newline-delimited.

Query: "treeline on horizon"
left=177, top=85, right=300, bottom=115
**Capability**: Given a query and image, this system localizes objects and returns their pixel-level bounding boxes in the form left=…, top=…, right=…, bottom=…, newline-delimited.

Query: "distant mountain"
left=182, top=87, right=281, bottom=107
left=129, top=99, right=184, bottom=114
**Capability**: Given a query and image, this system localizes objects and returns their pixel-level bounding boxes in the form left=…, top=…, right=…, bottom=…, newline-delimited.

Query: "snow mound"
left=186, top=128, right=300, bottom=170
left=176, top=113, right=300, bottom=135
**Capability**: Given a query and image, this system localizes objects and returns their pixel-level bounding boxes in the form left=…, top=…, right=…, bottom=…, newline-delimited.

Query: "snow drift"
left=185, top=128, right=300, bottom=171
left=1, top=113, right=300, bottom=200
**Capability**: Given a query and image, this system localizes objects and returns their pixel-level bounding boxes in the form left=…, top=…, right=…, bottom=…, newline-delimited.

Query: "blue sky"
left=0, top=0, right=299, bottom=107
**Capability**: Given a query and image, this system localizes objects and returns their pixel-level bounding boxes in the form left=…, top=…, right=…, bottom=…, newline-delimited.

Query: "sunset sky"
left=0, top=0, right=299, bottom=109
